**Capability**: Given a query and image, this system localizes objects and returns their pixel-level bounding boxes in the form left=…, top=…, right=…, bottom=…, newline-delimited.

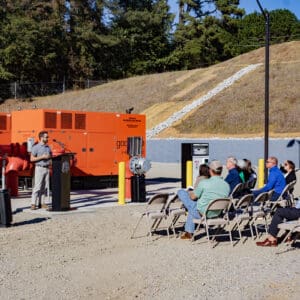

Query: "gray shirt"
left=31, top=143, right=52, bottom=167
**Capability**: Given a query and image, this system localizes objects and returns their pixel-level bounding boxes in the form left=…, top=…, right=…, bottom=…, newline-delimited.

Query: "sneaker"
left=256, top=238, right=277, bottom=247
left=41, top=204, right=49, bottom=209
left=30, top=205, right=36, bottom=210
left=180, top=232, right=192, bottom=240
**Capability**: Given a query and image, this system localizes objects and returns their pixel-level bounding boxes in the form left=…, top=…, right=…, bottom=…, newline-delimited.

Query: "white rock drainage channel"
left=146, top=63, right=262, bottom=139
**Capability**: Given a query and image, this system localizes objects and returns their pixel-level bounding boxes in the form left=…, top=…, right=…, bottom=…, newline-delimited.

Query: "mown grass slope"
left=1, top=41, right=299, bottom=137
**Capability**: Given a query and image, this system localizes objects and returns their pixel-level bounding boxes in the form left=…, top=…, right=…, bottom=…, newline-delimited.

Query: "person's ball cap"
left=209, top=160, right=223, bottom=172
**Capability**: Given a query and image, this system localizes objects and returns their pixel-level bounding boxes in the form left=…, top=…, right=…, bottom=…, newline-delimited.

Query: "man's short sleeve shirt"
left=31, top=143, right=52, bottom=167
left=194, top=176, right=230, bottom=217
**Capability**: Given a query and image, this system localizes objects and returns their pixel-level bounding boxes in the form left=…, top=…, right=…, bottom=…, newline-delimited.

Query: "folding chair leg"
left=170, top=217, right=177, bottom=237
left=238, top=220, right=254, bottom=241
left=264, top=219, right=268, bottom=234
left=253, top=220, right=259, bottom=237
left=165, top=217, right=170, bottom=239
left=191, top=222, right=201, bottom=242
left=172, top=215, right=180, bottom=232
left=146, top=217, right=152, bottom=237
left=167, top=216, right=177, bottom=237
left=151, top=218, right=161, bottom=231
left=131, top=215, right=145, bottom=239
left=169, top=225, right=174, bottom=238
left=249, top=223, right=254, bottom=239
left=236, top=222, right=242, bottom=240
left=206, top=227, right=213, bottom=247
left=209, top=227, right=219, bottom=247
left=281, top=230, right=293, bottom=244
left=214, top=226, right=222, bottom=240
left=228, top=229, right=233, bottom=246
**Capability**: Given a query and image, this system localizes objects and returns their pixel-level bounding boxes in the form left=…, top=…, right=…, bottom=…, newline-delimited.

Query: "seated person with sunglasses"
left=281, top=160, right=297, bottom=185
left=252, top=156, right=286, bottom=202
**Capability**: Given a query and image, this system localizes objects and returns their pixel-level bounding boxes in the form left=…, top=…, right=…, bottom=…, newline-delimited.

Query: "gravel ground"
left=0, top=177, right=299, bottom=300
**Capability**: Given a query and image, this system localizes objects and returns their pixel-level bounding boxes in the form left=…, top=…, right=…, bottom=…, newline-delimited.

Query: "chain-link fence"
left=0, top=79, right=106, bottom=102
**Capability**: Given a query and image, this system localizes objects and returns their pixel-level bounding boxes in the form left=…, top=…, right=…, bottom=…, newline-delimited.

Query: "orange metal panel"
left=0, top=113, right=11, bottom=145
left=86, top=132, right=116, bottom=175
left=11, top=110, right=45, bottom=143
left=85, top=111, right=117, bottom=132
left=115, top=113, right=146, bottom=162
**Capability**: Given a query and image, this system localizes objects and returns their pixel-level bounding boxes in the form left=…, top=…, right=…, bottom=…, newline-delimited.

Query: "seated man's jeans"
left=268, top=207, right=300, bottom=237
left=177, top=189, right=201, bottom=233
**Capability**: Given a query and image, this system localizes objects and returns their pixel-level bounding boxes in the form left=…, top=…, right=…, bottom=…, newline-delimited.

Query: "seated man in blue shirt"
left=252, top=156, right=286, bottom=201
left=225, top=156, right=242, bottom=193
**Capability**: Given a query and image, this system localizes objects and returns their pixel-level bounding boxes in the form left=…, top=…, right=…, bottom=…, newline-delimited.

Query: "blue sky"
left=169, top=0, right=300, bottom=19
left=239, top=0, right=300, bottom=18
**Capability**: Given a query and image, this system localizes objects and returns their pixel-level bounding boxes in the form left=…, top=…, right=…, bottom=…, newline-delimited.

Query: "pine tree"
left=0, top=1, right=68, bottom=82
left=107, top=0, right=173, bottom=76
left=172, top=0, right=244, bottom=69
left=237, top=9, right=300, bottom=55
left=65, top=1, right=107, bottom=81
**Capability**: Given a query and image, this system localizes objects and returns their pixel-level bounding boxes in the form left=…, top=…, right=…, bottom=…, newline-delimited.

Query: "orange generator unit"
left=8, top=109, right=146, bottom=189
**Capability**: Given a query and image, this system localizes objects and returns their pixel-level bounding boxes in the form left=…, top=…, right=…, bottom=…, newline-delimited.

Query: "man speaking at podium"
left=30, top=131, right=52, bottom=210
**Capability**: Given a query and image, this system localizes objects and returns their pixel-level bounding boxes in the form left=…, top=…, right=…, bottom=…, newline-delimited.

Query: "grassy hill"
left=1, top=41, right=299, bottom=138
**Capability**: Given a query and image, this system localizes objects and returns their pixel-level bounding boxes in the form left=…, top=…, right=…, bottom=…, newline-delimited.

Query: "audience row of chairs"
left=131, top=193, right=186, bottom=240
left=131, top=180, right=299, bottom=248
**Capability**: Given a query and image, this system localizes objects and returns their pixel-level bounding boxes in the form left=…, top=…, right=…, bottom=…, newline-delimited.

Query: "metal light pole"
left=256, top=0, right=270, bottom=183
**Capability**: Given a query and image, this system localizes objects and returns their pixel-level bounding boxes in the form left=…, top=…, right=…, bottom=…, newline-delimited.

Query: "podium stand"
left=51, top=153, right=73, bottom=211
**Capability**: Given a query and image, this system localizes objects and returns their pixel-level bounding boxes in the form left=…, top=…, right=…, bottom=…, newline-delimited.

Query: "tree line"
left=0, top=1, right=299, bottom=95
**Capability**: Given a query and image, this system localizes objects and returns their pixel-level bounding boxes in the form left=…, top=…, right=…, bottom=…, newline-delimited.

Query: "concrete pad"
left=10, top=176, right=181, bottom=217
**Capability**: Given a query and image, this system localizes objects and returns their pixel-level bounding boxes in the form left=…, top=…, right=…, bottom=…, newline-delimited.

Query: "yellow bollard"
left=118, top=162, right=126, bottom=205
left=186, top=160, right=193, bottom=188
left=258, top=158, right=265, bottom=188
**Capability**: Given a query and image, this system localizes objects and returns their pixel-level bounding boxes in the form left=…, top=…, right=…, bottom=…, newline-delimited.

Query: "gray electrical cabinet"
left=181, top=143, right=209, bottom=188
left=191, top=143, right=209, bottom=184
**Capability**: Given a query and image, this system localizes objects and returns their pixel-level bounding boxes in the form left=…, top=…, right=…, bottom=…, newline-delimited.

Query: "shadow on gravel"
left=13, top=217, right=50, bottom=227
left=13, top=207, right=31, bottom=214
left=70, top=190, right=116, bottom=196
left=70, top=197, right=117, bottom=208
left=146, top=177, right=181, bottom=184
left=147, top=187, right=177, bottom=195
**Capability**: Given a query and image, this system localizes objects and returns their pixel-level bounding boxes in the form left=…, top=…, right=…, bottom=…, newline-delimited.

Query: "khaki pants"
left=31, top=166, right=50, bottom=206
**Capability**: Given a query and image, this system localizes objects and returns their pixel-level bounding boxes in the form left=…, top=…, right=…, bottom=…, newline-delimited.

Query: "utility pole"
left=256, top=0, right=270, bottom=183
